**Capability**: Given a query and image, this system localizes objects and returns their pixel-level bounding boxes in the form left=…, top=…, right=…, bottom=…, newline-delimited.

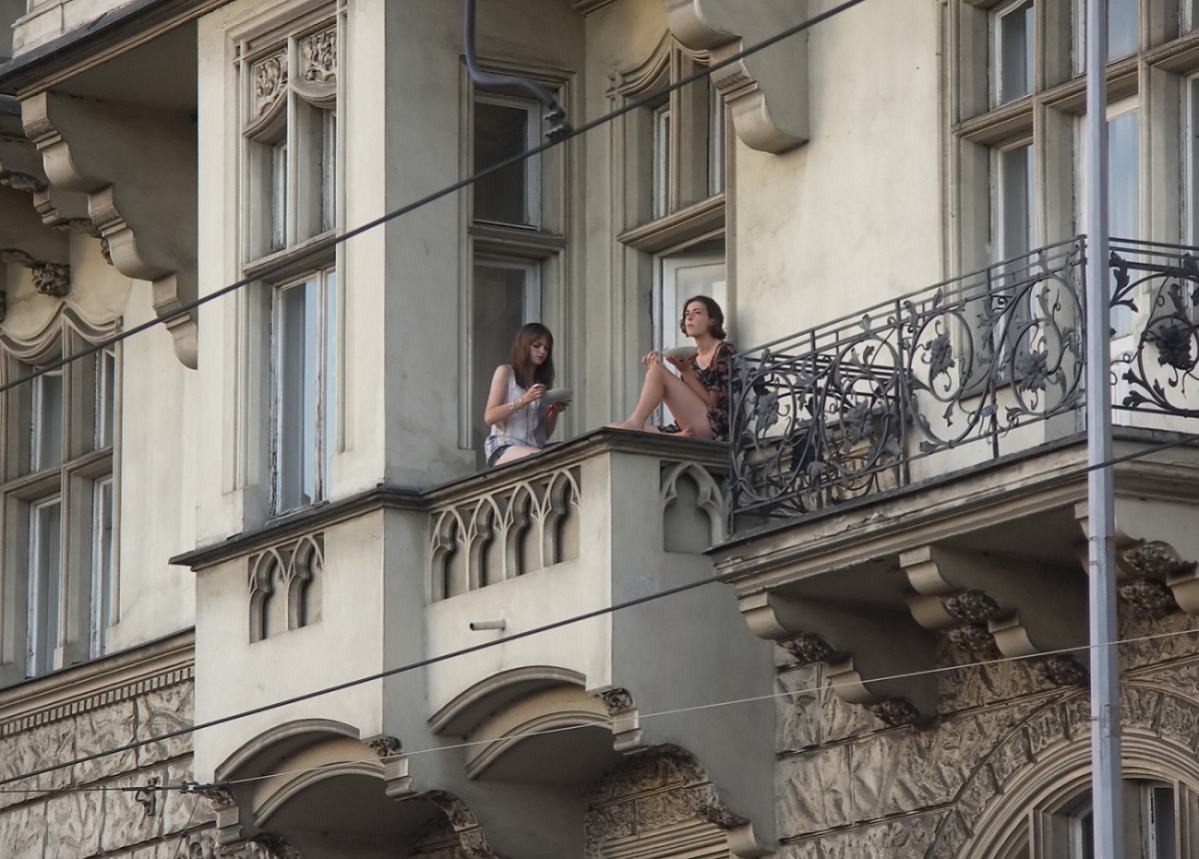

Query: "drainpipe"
left=463, top=0, right=572, bottom=141
left=1084, top=0, right=1121, bottom=855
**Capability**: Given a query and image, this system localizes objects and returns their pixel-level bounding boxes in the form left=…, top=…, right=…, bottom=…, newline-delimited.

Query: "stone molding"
left=663, top=0, right=810, bottom=153
left=0, top=630, right=194, bottom=737
left=429, top=464, right=581, bottom=599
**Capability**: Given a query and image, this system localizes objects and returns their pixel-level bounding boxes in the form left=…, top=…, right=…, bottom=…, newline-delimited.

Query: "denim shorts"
left=486, top=444, right=512, bottom=467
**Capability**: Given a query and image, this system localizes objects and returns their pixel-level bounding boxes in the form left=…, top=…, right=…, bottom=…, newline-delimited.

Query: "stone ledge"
left=0, top=629, right=194, bottom=736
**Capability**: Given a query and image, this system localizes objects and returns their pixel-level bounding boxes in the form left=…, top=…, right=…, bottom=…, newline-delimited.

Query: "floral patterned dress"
left=662, top=341, right=736, bottom=441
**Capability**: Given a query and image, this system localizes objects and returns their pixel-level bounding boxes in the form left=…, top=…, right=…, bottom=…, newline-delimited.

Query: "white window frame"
left=26, top=495, right=62, bottom=677
left=992, top=0, right=1035, bottom=107
left=30, top=367, right=63, bottom=473
left=472, top=90, right=543, bottom=230
left=652, top=101, right=672, bottom=219
left=89, top=476, right=114, bottom=659
left=271, top=267, right=336, bottom=514
left=1185, top=71, right=1199, bottom=246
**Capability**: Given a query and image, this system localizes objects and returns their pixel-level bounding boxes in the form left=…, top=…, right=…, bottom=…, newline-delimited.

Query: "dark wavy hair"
left=509, top=322, right=555, bottom=389
left=679, top=295, right=727, bottom=340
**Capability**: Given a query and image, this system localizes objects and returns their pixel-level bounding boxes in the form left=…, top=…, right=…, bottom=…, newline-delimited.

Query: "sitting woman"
left=483, top=322, right=568, bottom=467
left=609, top=295, right=734, bottom=440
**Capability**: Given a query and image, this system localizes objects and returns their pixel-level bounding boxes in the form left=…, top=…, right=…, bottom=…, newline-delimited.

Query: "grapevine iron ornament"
left=728, top=238, right=1199, bottom=527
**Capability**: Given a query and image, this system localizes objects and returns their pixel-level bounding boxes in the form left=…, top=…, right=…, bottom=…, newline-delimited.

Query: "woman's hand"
left=546, top=400, right=570, bottom=417
left=665, top=353, right=690, bottom=373
left=518, top=384, right=547, bottom=408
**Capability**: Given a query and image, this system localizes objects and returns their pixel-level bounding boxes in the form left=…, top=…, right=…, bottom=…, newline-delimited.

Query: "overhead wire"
left=2, top=429, right=1198, bottom=792
left=0, top=0, right=870, bottom=397
left=5, top=621, right=1198, bottom=800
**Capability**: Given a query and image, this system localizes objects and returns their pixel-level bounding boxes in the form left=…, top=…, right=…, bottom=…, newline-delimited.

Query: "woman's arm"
left=483, top=365, right=516, bottom=427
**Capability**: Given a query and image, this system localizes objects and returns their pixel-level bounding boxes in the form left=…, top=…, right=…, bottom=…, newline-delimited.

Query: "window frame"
left=270, top=265, right=337, bottom=515
left=472, top=90, right=544, bottom=230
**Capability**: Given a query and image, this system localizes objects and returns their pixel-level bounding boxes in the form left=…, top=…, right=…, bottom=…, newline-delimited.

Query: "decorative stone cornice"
left=0, top=630, right=194, bottom=737
left=780, top=632, right=835, bottom=665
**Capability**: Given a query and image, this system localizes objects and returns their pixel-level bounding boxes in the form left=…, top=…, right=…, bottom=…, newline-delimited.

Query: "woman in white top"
left=483, top=323, right=568, bottom=466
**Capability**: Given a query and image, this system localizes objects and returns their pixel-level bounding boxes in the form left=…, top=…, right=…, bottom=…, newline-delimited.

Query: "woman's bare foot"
left=607, top=419, right=644, bottom=431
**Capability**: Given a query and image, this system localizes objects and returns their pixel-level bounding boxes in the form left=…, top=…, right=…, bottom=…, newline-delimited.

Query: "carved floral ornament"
left=299, top=28, right=336, bottom=84
left=251, top=52, right=287, bottom=120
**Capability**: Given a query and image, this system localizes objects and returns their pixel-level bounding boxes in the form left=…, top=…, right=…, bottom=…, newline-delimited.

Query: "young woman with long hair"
left=609, top=295, right=734, bottom=440
left=483, top=322, right=568, bottom=466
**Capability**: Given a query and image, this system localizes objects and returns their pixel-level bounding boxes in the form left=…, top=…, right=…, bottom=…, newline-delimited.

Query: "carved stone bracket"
left=902, top=545, right=1085, bottom=665
left=743, top=589, right=939, bottom=720
left=363, top=734, right=414, bottom=799
left=663, top=0, right=810, bottom=153
left=31, top=261, right=69, bottom=296
left=595, top=686, right=644, bottom=754
left=21, top=91, right=199, bottom=367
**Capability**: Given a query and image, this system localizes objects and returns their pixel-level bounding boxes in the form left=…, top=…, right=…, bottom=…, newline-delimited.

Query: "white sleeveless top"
left=484, top=366, right=547, bottom=460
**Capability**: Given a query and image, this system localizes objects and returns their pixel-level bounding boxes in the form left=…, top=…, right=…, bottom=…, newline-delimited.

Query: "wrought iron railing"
left=728, top=237, right=1199, bottom=528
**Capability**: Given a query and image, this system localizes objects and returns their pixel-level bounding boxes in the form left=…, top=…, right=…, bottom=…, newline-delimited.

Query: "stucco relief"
left=299, top=28, right=336, bottom=83
left=137, top=682, right=195, bottom=767
left=252, top=54, right=287, bottom=119
left=778, top=811, right=946, bottom=858
left=926, top=684, right=1199, bottom=856
left=584, top=745, right=755, bottom=857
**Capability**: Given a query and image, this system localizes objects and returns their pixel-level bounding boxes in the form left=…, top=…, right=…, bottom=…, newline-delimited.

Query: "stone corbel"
left=741, top=590, right=937, bottom=723
left=364, top=734, right=415, bottom=799
left=21, top=91, right=198, bottom=367
left=1075, top=499, right=1199, bottom=617
left=901, top=545, right=1088, bottom=685
left=597, top=686, right=645, bottom=753
left=188, top=784, right=244, bottom=848
left=664, top=0, right=810, bottom=153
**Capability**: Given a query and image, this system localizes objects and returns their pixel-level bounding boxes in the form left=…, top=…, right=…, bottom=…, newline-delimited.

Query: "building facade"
left=0, top=0, right=1195, bottom=857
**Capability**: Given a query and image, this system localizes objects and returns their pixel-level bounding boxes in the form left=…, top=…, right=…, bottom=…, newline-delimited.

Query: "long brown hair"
left=509, top=322, right=555, bottom=389
left=679, top=295, right=727, bottom=339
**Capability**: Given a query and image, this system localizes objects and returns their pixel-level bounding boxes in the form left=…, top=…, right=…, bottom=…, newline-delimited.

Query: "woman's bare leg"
left=496, top=444, right=542, bottom=465
left=610, top=364, right=713, bottom=438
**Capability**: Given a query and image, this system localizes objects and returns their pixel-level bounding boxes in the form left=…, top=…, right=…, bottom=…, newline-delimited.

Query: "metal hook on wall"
left=463, top=0, right=573, bottom=142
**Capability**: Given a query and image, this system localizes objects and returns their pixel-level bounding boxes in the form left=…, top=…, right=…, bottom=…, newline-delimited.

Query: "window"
left=26, top=497, right=61, bottom=677
left=242, top=22, right=338, bottom=262
left=1064, top=782, right=1176, bottom=859
left=995, top=0, right=1035, bottom=105
left=474, top=93, right=541, bottom=227
left=3, top=321, right=120, bottom=677
left=240, top=17, right=340, bottom=513
left=273, top=267, right=336, bottom=513
left=996, top=141, right=1035, bottom=261
left=464, top=65, right=568, bottom=456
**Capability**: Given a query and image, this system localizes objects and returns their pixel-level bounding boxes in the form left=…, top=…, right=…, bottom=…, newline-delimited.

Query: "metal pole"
left=1084, top=0, right=1122, bottom=855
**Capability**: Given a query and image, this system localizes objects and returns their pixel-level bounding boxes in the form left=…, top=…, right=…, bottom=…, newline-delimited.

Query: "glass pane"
left=323, top=269, right=336, bottom=491
left=321, top=110, right=336, bottom=233
left=1109, top=0, right=1137, bottom=59
left=999, top=144, right=1035, bottom=259
left=1150, top=786, right=1175, bottom=859
left=272, top=140, right=288, bottom=251
left=474, top=100, right=533, bottom=225
left=91, top=479, right=113, bottom=658
left=473, top=261, right=535, bottom=452
left=1109, top=108, right=1139, bottom=335
left=277, top=279, right=319, bottom=510
left=27, top=498, right=61, bottom=677
left=653, top=103, right=671, bottom=218
left=999, top=1, right=1034, bottom=103
left=708, top=82, right=724, bottom=196
left=96, top=349, right=116, bottom=449
left=32, top=370, right=63, bottom=471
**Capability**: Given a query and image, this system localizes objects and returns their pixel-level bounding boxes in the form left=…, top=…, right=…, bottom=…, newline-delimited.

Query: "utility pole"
left=1084, top=0, right=1122, bottom=855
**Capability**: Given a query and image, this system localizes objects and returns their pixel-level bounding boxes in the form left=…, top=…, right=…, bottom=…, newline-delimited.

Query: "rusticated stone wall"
left=0, top=670, right=213, bottom=858
left=773, top=609, right=1199, bottom=857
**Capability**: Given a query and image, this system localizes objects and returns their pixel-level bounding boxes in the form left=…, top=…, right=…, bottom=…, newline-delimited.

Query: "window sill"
left=244, top=230, right=337, bottom=282
left=618, top=194, right=725, bottom=254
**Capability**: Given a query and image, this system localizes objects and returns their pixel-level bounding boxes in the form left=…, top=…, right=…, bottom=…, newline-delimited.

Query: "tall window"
left=994, top=0, right=1035, bottom=105
left=241, top=18, right=340, bottom=512
left=273, top=268, right=336, bottom=512
left=465, top=68, right=567, bottom=455
left=3, top=324, right=119, bottom=677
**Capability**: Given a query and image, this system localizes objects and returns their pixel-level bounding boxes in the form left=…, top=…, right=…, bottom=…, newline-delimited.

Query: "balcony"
left=183, top=431, right=775, bottom=858
left=714, top=238, right=1199, bottom=724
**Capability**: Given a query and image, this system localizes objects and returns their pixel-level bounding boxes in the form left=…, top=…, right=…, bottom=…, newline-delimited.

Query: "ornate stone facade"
left=0, top=666, right=209, bottom=857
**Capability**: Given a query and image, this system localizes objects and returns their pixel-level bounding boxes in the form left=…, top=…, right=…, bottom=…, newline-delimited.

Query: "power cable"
left=0, top=0, right=869, bottom=397
left=2, top=429, right=1197, bottom=791
left=7, top=621, right=1197, bottom=800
